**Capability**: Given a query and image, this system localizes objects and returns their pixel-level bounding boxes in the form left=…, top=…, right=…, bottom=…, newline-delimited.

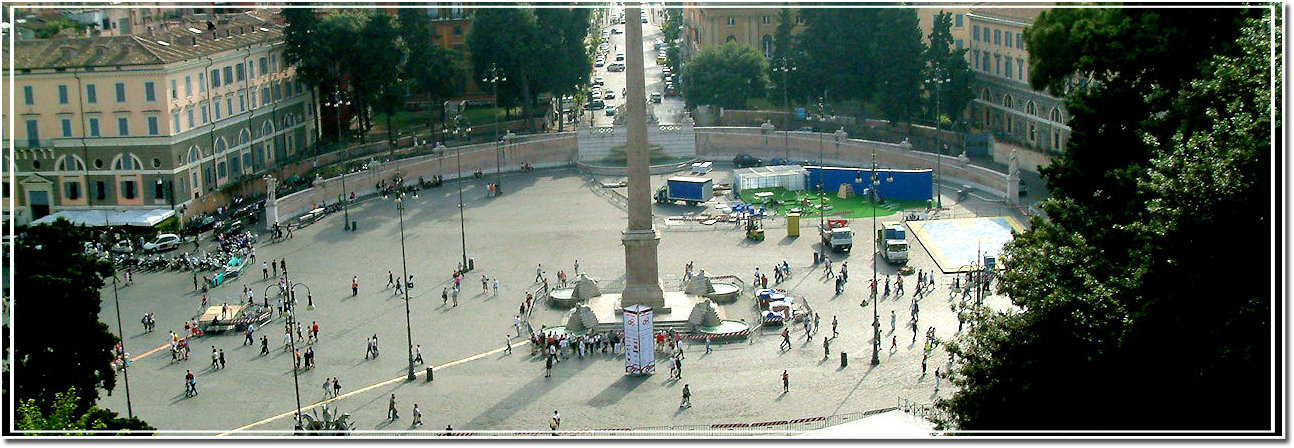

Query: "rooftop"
left=10, top=11, right=282, bottom=70
left=969, top=3, right=1053, bottom=25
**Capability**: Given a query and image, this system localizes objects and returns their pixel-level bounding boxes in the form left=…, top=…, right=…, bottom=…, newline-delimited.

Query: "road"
left=587, top=6, right=685, bottom=128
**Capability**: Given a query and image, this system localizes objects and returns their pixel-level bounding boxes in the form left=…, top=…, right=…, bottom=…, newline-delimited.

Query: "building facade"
left=681, top=5, right=807, bottom=60
left=965, top=6, right=1070, bottom=155
left=5, top=10, right=314, bottom=226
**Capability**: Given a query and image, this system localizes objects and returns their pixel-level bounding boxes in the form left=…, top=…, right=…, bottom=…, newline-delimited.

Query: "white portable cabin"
left=732, top=165, right=808, bottom=195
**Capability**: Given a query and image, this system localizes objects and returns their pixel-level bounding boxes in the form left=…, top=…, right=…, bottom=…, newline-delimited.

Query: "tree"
left=871, top=8, right=925, bottom=125
left=466, top=8, right=540, bottom=121
left=534, top=8, right=593, bottom=131
left=797, top=8, right=874, bottom=112
left=660, top=8, right=683, bottom=43
left=768, top=8, right=797, bottom=99
left=398, top=9, right=464, bottom=133
left=350, top=12, right=407, bottom=143
left=924, top=11, right=974, bottom=127
left=937, top=8, right=1272, bottom=430
left=681, top=42, right=768, bottom=109
left=16, top=387, right=153, bottom=435
left=13, top=219, right=118, bottom=416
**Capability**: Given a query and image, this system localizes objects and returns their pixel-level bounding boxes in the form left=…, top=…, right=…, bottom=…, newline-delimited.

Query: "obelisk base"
left=621, top=229, right=665, bottom=309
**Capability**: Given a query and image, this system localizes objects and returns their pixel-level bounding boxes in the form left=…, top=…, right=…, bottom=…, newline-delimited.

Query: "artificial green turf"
left=736, top=187, right=929, bottom=219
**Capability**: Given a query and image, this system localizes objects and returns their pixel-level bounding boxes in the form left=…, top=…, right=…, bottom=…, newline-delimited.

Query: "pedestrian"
left=814, top=313, right=821, bottom=335
left=442, top=287, right=449, bottom=305
left=323, top=378, right=333, bottom=399
left=244, top=327, right=254, bottom=345
left=574, top=259, right=580, bottom=275
left=351, top=276, right=359, bottom=296
left=782, top=370, right=789, bottom=393
left=333, top=377, right=341, bottom=397
left=912, top=321, right=919, bottom=343
left=263, top=262, right=269, bottom=279
left=824, top=258, right=834, bottom=278
left=705, top=335, right=712, bottom=354
left=840, top=262, right=848, bottom=283
left=779, top=327, right=791, bottom=350
left=311, top=321, right=319, bottom=343
left=674, top=356, right=683, bottom=379
left=896, top=275, right=904, bottom=296
left=281, top=258, right=287, bottom=274
left=261, top=335, right=270, bottom=356
left=272, top=261, right=278, bottom=277
left=514, top=315, right=523, bottom=336
left=823, top=337, right=830, bottom=359
left=832, top=316, right=838, bottom=338
left=754, top=267, right=761, bottom=285
left=935, top=368, right=942, bottom=391
left=451, top=286, right=459, bottom=307
left=921, top=353, right=928, bottom=376
left=545, top=353, right=553, bottom=377
left=891, top=335, right=898, bottom=353
left=218, top=348, right=227, bottom=369
left=194, top=272, right=200, bottom=291
left=414, top=344, right=424, bottom=364
left=388, top=394, right=399, bottom=420
left=388, top=271, right=395, bottom=288
left=680, top=384, right=692, bottom=408
left=493, top=278, right=500, bottom=297
left=891, top=311, right=897, bottom=333
left=413, top=404, right=423, bottom=427
left=535, top=264, right=545, bottom=283
left=211, top=346, right=220, bottom=368
left=185, top=370, right=197, bottom=396
left=761, top=274, right=769, bottom=289
left=834, top=276, right=843, bottom=295
left=481, top=274, right=489, bottom=293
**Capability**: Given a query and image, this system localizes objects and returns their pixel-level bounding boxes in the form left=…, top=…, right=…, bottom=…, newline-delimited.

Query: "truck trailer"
left=655, top=176, right=714, bottom=206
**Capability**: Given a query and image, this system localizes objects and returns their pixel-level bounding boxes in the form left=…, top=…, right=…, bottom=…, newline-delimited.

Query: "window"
left=259, top=57, right=268, bottom=76
left=59, top=85, right=69, bottom=104
left=121, top=180, right=136, bottom=199
left=270, top=53, right=278, bottom=72
left=1016, top=34, right=1023, bottom=49
left=61, top=118, right=73, bottom=137
left=261, top=87, right=270, bottom=106
left=453, top=25, right=462, bottom=35
left=226, top=97, right=234, bottom=116
left=796, top=14, right=803, bottom=24
left=248, top=60, right=255, bottom=78
left=95, top=181, right=107, bottom=200
left=171, top=79, right=178, bottom=99
left=145, top=81, right=156, bottom=102
left=239, top=92, right=246, bottom=112
left=154, top=181, right=165, bottom=199
left=211, top=69, right=221, bottom=88
left=117, top=117, right=130, bottom=136
left=762, top=34, right=773, bottom=58
left=116, top=154, right=140, bottom=170
left=1050, top=108, right=1062, bottom=123
left=217, top=161, right=227, bottom=178
left=1017, top=58, right=1025, bottom=80
left=973, top=25, right=979, bottom=41
left=172, top=112, right=181, bottom=132
left=1005, top=60, right=1013, bottom=79
left=185, top=75, right=193, bottom=96
left=955, top=13, right=964, bottom=27
left=762, top=15, right=770, bottom=24
left=995, top=54, right=1001, bottom=75
left=215, top=101, right=222, bottom=119
left=115, top=82, right=126, bottom=102
left=250, top=90, right=258, bottom=109
left=201, top=103, right=209, bottom=124
left=973, top=50, right=980, bottom=70
left=89, top=117, right=101, bottom=137
left=23, top=86, right=34, bottom=105
left=186, top=109, right=195, bottom=128
left=272, top=83, right=281, bottom=101
left=216, top=138, right=228, bottom=153
left=1005, top=31, right=1013, bottom=48
left=65, top=181, right=80, bottom=200
left=236, top=63, right=246, bottom=81
left=994, top=29, right=1001, bottom=45
left=147, top=116, right=159, bottom=135
left=25, top=120, right=39, bottom=147
left=223, top=66, right=233, bottom=85
left=955, top=39, right=963, bottom=50
left=726, top=17, right=735, bottom=26
left=726, top=35, right=737, bottom=42
left=86, top=84, right=98, bottom=103
left=199, top=72, right=205, bottom=92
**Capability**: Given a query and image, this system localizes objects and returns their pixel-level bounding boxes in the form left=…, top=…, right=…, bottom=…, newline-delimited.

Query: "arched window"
left=56, top=155, right=86, bottom=171
left=726, top=35, right=736, bottom=42
left=981, top=88, right=992, bottom=101
left=186, top=145, right=202, bottom=165
left=239, top=128, right=251, bottom=146
left=761, top=35, right=773, bottom=58
left=261, top=120, right=275, bottom=138
left=1002, top=95, right=1014, bottom=134
left=1050, top=107, right=1063, bottom=123
left=1026, top=101, right=1036, bottom=116
left=215, top=137, right=229, bottom=153
left=112, top=153, right=144, bottom=171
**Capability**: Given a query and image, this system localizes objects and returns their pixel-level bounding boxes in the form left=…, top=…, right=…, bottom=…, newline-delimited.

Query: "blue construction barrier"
left=804, top=166, right=933, bottom=202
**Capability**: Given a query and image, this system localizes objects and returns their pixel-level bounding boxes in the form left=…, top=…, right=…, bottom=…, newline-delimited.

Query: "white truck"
left=820, top=219, right=854, bottom=252
left=876, top=221, right=910, bottom=264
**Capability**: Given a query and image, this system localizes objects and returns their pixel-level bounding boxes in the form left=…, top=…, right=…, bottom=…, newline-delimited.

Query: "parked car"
left=650, top=92, right=662, bottom=103
left=587, top=99, right=606, bottom=110
left=608, top=63, right=626, bottom=72
left=143, top=233, right=183, bottom=252
left=110, top=239, right=135, bottom=254
left=664, top=84, right=679, bottom=96
left=733, top=154, right=763, bottom=168
left=592, top=76, right=604, bottom=86
left=615, top=53, right=625, bottom=62
left=795, top=126, right=815, bottom=132
left=656, top=54, right=668, bottom=65
left=595, top=58, right=605, bottom=67
left=604, top=91, right=616, bottom=100
left=605, top=105, right=618, bottom=116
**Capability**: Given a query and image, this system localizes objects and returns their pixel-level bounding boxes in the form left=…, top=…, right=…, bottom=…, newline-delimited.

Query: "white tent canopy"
left=802, top=410, right=937, bottom=438
left=733, top=165, right=807, bottom=194
left=30, top=208, right=176, bottom=227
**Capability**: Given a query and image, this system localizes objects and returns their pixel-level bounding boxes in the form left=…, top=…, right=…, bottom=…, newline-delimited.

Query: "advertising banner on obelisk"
left=623, top=305, right=655, bottom=375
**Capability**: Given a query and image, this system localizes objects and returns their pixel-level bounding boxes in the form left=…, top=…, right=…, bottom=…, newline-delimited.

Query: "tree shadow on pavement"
left=459, top=356, right=594, bottom=429
left=586, top=373, right=652, bottom=409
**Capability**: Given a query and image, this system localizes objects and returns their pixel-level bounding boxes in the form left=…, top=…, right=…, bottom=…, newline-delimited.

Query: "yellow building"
left=681, top=4, right=807, bottom=59
left=4, top=9, right=315, bottom=226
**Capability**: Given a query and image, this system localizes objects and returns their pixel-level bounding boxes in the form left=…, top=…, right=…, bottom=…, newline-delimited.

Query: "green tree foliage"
left=281, top=7, right=332, bottom=91
left=466, top=8, right=539, bottom=116
left=13, top=220, right=118, bottom=416
left=797, top=8, right=925, bottom=121
left=660, top=7, right=683, bottom=43
left=872, top=9, right=925, bottom=124
left=924, top=11, right=974, bottom=127
left=352, top=12, right=407, bottom=140
left=938, top=8, right=1273, bottom=430
left=767, top=8, right=803, bottom=101
left=681, top=41, right=768, bottom=109
left=398, top=9, right=464, bottom=130
left=16, top=387, right=153, bottom=435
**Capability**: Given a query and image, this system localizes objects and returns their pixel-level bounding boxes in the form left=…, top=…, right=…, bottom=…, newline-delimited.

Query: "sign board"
left=623, top=305, right=656, bottom=375
left=796, top=107, right=806, bottom=120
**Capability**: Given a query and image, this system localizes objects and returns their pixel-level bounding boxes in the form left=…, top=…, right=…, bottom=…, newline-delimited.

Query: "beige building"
left=4, top=9, right=314, bottom=226
left=681, top=5, right=807, bottom=59
left=965, top=6, right=1070, bottom=155
left=916, top=6, right=971, bottom=53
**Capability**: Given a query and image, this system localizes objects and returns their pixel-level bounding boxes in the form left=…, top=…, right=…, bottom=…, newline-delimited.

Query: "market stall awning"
left=29, top=208, right=176, bottom=227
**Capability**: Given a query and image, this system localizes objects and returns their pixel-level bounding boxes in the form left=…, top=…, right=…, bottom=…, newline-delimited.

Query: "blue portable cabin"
left=804, top=166, right=933, bottom=202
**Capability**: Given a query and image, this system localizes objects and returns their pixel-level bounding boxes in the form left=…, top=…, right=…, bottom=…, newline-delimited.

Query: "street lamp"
left=452, top=118, right=472, bottom=272
left=482, top=64, right=507, bottom=189
left=280, top=265, right=304, bottom=430
left=927, top=70, right=950, bottom=209
left=394, top=190, right=418, bottom=381
left=772, top=58, right=796, bottom=158
left=325, top=90, right=353, bottom=230
left=102, top=218, right=133, bottom=419
left=865, top=148, right=893, bottom=366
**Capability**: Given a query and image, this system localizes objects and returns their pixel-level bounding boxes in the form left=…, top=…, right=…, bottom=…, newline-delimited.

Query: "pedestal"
left=621, top=229, right=664, bottom=309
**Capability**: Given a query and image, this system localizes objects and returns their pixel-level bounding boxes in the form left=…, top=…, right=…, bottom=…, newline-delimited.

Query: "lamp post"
left=927, top=70, right=950, bottom=209
left=394, top=190, right=418, bottom=381
left=865, top=148, right=893, bottom=366
left=281, top=266, right=303, bottom=429
left=772, top=57, right=796, bottom=158
left=482, top=64, right=507, bottom=189
left=103, top=218, right=133, bottom=419
left=451, top=117, right=472, bottom=271
left=325, top=90, right=352, bottom=230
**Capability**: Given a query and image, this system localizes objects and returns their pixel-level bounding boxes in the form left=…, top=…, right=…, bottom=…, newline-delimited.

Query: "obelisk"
left=620, top=3, right=665, bottom=308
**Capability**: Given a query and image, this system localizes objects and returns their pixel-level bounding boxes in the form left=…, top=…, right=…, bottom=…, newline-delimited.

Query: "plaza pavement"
left=93, top=165, right=1011, bottom=435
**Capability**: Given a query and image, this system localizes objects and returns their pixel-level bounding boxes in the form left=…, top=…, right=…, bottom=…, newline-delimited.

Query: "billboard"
left=623, top=305, right=656, bottom=375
